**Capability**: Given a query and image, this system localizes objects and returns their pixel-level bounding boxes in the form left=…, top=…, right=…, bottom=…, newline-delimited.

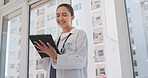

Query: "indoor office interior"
left=0, top=0, right=148, bottom=78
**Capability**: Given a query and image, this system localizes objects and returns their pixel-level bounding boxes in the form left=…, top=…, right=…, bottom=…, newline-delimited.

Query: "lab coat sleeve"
left=39, top=57, right=51, bottom=71
left=52, top=30, right=88, bottom=69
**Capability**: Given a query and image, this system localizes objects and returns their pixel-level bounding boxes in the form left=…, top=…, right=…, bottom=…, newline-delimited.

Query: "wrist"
left=53, top=54, right=57, bottom=59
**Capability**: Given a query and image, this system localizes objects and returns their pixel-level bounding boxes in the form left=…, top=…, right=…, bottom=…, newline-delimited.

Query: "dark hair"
left=56, top=3, right=74, bottom=16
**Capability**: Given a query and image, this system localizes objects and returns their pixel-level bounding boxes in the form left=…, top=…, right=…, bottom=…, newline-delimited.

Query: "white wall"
left=103, top=0, right=122, bottom=78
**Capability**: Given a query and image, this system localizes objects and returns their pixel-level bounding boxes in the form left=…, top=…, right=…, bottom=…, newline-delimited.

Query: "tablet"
left=29, top=34, right=60, bottom=58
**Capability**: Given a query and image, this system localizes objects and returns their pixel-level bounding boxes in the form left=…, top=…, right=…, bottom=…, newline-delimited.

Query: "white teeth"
left=59, top=21, right=65, bottom=24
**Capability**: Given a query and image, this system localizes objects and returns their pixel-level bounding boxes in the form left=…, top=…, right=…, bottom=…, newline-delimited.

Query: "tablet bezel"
left=29, top=34, right=60, bottom=58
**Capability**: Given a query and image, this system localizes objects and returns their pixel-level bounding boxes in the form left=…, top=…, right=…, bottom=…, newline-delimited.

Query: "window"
left=1, top=9, right=22, bottom=78
left=127, top=7, right=130, bottom=13
left=125, top=0, right=148, bottom=78
left=129, top=28, right=133, bottom=33
left=133, top=60, right=137, bottom=67
left=128, top=17, right=132, bottom=23
left=134, top=71, right=138, bottom=76
left=131, top=38, right=134, bottom=44
left=132, top=49, right=136, bottom=55
left=29, top=0, right=58, bottom=78
left=100, top=68, right=105, bottom=74
left=98, top=50, right=104, bottom=56
left=41, top=73, right=44, bottom=78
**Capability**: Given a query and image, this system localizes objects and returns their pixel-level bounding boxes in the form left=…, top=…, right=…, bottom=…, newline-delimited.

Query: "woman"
left=34, top=3, right=88, bottom=78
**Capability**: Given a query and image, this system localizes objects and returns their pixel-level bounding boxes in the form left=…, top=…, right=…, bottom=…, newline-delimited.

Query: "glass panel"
left=88, top=0, right=106, bottom=77
left=1, top=9, right=22, bottom=78
left=72, top=0, right=122, bottom=78
left=124, top=0, right=148, bottom=78
left=29, top=0, right=57, bottom=78
left=71, top=0, right=106, bottom=77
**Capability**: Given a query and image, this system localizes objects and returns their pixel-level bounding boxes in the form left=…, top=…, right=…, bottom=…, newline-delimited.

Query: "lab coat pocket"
left=65, top=42, right=75, bottom=53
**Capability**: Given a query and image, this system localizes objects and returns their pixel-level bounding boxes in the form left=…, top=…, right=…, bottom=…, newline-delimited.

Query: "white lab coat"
left=39, top=28, right=88, bottom=78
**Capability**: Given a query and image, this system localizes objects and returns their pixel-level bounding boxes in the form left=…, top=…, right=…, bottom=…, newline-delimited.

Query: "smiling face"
left=56, top=6, right=74, bottom=29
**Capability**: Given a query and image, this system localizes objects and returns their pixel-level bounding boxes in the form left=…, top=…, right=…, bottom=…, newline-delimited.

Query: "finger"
left=37, top=50, right=44, bottom=53
left=47, top=42, right=52, bottom=47
left=47, top=43, right=56, bottom=52
left=38, top=40, right=47, bottom=48
left=34, top=44, right=42, bottom=50
left=47, top=43, right=55, bottom=50
left=34, top=41, right=44, bottom=50
left=34, top=41, right=42, bottom=47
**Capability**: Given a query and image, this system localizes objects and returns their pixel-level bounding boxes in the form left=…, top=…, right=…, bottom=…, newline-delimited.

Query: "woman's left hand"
left=33, top=40, right=57, bottom=59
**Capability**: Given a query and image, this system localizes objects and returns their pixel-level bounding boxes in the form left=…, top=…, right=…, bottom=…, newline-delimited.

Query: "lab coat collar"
left=61, top=27, right=76, bottom=35
left=69, top=27, right=76, bottom=34
left=59, top=27, right=76, bottom=40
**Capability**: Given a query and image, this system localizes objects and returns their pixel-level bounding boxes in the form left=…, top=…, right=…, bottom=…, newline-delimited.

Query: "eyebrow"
left=56, top=12, right=68, bottom=15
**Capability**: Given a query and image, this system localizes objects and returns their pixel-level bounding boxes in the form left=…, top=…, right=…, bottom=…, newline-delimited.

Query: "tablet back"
left=29, top=34, right=60, bottom=58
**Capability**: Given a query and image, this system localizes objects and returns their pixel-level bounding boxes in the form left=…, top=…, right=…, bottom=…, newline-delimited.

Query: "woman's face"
left=56, top=6, right=74, bottom=28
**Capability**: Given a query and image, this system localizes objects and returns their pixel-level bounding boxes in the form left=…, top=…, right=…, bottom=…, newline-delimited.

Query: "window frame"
left=114, top=0, right=134, bottom=78
left=0, top=0, right=29, bottom=78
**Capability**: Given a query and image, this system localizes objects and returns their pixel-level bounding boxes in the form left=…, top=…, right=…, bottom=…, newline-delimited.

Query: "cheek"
left=65, top=18, right=71, bottom=22
left=56, top=20, right=59, bottom=24
left=56, top=17, right=59, bottom=20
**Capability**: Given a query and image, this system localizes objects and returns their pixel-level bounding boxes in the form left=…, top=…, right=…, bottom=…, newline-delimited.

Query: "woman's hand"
left=33, top=40, right=57, bottom=59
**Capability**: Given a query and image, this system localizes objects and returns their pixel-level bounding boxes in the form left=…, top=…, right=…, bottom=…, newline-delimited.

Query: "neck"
left=62, top=27, right=72, bottom=34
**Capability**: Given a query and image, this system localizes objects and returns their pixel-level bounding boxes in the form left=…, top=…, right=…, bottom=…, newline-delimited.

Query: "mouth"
left=58, top=21, right=65, bottom=25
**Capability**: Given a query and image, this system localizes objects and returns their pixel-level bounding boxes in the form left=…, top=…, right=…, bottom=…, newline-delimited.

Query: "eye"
left=62, top=14, right=67, bottom=17
left=62, top=13, right=68, bottom=17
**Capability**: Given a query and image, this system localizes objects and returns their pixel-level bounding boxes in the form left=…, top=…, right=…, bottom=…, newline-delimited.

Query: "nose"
left=58, top=15, right=63, bottom=21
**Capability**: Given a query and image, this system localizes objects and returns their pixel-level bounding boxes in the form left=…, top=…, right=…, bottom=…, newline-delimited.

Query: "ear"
left=71, top=16, right=75, bottom=20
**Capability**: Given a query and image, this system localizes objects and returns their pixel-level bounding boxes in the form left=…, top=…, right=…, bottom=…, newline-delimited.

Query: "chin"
left=58, top=25, right=64, bottom=28
left=58, top=24, right=65, bottom=27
